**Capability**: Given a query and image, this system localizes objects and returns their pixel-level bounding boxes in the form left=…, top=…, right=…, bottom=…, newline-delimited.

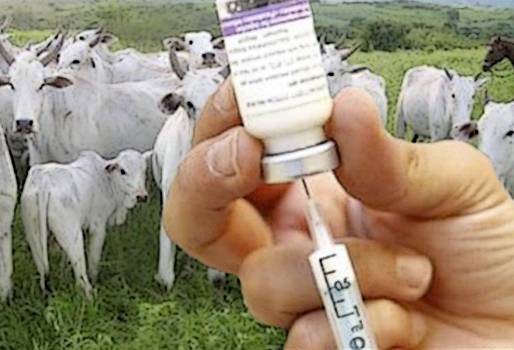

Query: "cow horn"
left=23, top=41, right=34, bottom=51
left=89, top=28, right=104, bottom=48
left=319, top=33, right=326, bottom=45
left=444, top=68, right=454, bottom=80
left=335, top=35, right=346, bottom=49
left=0, top=36, right=14, bottom=66
left=484, top=88, right=491, bottom=106
left=39, top=31, right=66, bottom=67
left=219, top=65, right=231, bottom=79
left=318, top=34, right=327, bottom=54
left=0, top=17, right=12, bottom=33
left=348, top=65, right=371, bottom=74
left=340, top=44, right=361, bottom=61
left=36, top=30, right=61, bottom=57
left=169, top=47, right=186, bottom=80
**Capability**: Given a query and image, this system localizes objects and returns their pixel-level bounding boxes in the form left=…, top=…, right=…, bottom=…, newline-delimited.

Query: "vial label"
left=217, top=0, right=330, bottom=119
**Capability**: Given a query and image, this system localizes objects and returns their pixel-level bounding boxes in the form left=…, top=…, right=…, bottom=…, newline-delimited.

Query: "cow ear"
left=212, top=37, right=225, bottom=50
left=0, top=75, right=11, bottom=87
left=444, top=68, right=454, bottom=81
left=475, top=77, right=489, bottom=90
left=159, top=93, right=183, bottom=115
left=105, top=163, right=119, bottom=173
left=163, top=37, right=186, bottom=51
left=100, top=33, right=118, bottom=46
left=452, top=122, right=479, bottom=142
left=44, top=76, right=74, bottom=89
left=143, top=151, right=153, bottom=169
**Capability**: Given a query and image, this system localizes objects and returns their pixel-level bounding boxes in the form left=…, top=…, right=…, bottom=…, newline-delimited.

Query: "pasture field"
left=1, top=0, right=514, bottom=51
left=0, top=1, right=513, bottom=349
left=0, top=38, right=512, bottom=349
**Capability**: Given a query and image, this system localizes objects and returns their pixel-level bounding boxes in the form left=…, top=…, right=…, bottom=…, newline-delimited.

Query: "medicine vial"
left=216, top=0, right=340, bottom=184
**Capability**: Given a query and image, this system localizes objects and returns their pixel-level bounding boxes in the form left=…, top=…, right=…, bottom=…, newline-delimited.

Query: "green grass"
left=1, top=2, right=514, bottom=348
left=1, top=188, right=286, bottom=350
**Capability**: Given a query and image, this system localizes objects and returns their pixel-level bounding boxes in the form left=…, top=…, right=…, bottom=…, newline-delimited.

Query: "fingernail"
left=212, top=79, right=235, bottom=114
left=396, top=255, right=432, bottom=291
left=207, top=130, right=240, bottom=178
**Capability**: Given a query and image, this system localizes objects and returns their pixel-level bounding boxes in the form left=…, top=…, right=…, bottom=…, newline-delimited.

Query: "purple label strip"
left=221, top=0, right=312, bottom=37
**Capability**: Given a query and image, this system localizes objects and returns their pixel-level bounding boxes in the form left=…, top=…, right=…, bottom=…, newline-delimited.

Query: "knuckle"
left=239, top=253, right=293, bottom=328
left=372, top=299, right=407, bottom=342
left=286, top=317, right=317, bottom=350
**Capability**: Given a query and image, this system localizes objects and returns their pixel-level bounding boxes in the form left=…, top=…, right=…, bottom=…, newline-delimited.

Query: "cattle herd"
left=0, top=17, right=512, bottom=302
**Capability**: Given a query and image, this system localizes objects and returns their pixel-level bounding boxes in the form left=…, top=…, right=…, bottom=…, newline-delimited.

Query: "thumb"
left=327, top=88, right=508, bottom=218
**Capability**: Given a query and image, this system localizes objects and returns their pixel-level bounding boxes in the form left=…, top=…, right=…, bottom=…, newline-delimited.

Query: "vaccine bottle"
left=216, top=0, right=339, bottom=184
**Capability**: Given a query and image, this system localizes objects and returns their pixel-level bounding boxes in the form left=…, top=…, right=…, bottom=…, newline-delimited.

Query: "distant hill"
left=415, top=0, right=514, bottom=8
left=1, top=0, right=513, bottom=52
left=4, top=0, right=514, bottom=9
left=321, top=0, right=514, bottom=8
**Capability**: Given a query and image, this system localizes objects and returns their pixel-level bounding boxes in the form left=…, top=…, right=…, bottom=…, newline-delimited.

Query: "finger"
left=239, top=238, right=432, bottom=328
left=284, top=310, right=336, bottom=350
left=285, top=300, right=427, bottom=350
left=367, top=299, right=428, bottom=349
left=193, top=78, right=293, bottom=210
left=193, top=78, right=241, bottom=146
left=164, top=127, right=272, bottom=274
left=327, top=88, right=508, bottom=218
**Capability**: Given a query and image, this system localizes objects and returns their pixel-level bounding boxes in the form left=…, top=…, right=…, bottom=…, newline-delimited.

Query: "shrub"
left=361, top=21, right=412, bottom=52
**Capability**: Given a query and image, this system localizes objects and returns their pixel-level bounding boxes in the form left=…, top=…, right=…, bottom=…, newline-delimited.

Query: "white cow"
left=153, top=53, right=227, bottom=289
left=321, top=44, right=388, bottom=125
left=67, top=28, right=183, bottom=77
left=325, top=66, right=388, bottom=126
left=58, top=32, right=173, bottom=83
left=21, top=150, right=151, bottom=298
left=0, top=32, right=65, bottom=175
left=0, top=46, right=179, bottom=165
left=321, top=43, right=360, bottom=75
left=0, top=124, right=16, bottom=302
left=456, top=101, right=514, bottom=196
left=396, top=66, right=488, bottom=142
left=72, top=28, right=171, bottom=67
left=163, top=31, right=226, bottom=69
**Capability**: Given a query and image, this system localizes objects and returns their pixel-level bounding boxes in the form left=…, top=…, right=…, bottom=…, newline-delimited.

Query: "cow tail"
left=38, top=189, right=50, bottom=278
left=22, top=181, right=50, bottom=288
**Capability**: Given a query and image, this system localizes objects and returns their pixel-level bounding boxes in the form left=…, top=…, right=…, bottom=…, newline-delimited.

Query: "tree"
left=361, top=21, right=412, bottom=52
left=447, top=9, right=460, bottom=23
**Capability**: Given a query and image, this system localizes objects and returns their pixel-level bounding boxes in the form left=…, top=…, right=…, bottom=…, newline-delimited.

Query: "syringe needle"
left=301, top=178, right=311, bottom=199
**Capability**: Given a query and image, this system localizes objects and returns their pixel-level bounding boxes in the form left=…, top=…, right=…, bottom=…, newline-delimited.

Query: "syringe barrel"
left=309, top=244, right=378, bottom=350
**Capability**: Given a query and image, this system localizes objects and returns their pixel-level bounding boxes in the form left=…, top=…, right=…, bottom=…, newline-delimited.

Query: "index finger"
left=164, top=126, right=272, bottom=275
left=193, top=78, right=292, bottom=210
left=327, top=88, right=509, bottom=218
left=193, top=78, right=241, bottom=146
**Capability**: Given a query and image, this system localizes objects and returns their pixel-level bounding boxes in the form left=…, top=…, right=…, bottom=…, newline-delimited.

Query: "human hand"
left=163, top=80, right=514, bottom=349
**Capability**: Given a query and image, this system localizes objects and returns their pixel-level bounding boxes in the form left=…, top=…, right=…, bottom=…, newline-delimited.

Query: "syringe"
left=302, top=179, right=378, bottom=350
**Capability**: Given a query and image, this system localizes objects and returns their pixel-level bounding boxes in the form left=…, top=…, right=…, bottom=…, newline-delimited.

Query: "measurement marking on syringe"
left=319, top=253, right=354, bottom=319
left=319, top=253, right=370, bottom=349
